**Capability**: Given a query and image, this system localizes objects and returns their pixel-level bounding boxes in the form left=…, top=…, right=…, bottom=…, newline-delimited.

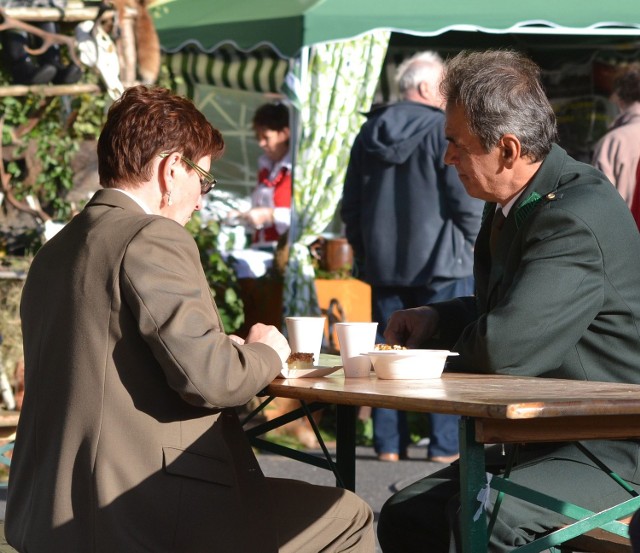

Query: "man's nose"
left=444, top=143, right=456, bottom=166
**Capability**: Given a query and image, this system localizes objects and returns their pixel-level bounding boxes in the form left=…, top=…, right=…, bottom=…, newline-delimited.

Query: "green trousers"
left=377, top=440, right=640, bottom=553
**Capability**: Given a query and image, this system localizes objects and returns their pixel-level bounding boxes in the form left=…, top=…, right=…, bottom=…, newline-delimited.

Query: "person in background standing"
left=224, top=102, right=292, bottom=279
left=341, top=51, right=483, bottom=463
left=592, top=62, right=640, bottom=208
left=230, top=102, right=292, bottom=250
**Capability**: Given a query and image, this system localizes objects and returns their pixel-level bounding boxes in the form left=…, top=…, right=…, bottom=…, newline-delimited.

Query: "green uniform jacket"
left=432, top=144, right=640, bottom=482
left=435, top=144, right=640, bottom=383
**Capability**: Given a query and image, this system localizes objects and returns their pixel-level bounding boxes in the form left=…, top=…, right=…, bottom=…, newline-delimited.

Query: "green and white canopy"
left=155, top=0, right=640, bottom=58
left=155, top=0, right=640, bottom=96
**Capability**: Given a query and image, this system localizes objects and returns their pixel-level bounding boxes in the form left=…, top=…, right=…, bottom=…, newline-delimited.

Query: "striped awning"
left=163, top=45, right=290, bottom=97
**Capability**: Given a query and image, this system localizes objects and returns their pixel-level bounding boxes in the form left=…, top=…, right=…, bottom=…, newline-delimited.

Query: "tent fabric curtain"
left=283, top=30, right=390, bottom=317
left=163, top=45, right=290, bottom=97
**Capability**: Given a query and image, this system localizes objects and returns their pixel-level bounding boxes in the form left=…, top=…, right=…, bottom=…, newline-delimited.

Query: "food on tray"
left=374, top=344, right=407, bottom=351
left=286, top=352, right=314, bottom=369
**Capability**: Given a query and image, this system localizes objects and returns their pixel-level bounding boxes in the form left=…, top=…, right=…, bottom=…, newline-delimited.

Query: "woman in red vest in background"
left=233, top=102, right=292, bottom=249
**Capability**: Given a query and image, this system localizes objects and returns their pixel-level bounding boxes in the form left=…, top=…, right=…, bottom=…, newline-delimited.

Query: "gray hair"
left=396, top=51, right=444, bottom=98
left=441, top=50, right=557, bottom=162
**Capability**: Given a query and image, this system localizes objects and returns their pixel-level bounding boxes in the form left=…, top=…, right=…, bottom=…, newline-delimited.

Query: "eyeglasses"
left=158, top=153, right=217, bottom=195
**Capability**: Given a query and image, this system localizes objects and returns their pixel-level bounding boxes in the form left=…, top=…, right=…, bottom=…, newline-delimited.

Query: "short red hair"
left=97, top=85, right=225, bottom=188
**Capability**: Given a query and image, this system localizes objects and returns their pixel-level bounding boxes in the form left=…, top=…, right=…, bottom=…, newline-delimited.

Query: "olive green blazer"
left=6, top=189, right=283, bottom=552
left=431, top=144, right=640, bottom=481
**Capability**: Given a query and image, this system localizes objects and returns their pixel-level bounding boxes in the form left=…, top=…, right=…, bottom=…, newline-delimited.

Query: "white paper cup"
left=335, top=322, right=378, bottom=377
left=285, top=316, right=326, bottom=366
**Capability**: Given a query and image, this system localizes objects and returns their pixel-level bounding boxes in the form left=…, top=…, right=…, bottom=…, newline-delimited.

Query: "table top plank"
left=476, top=415, right=640, bottom=443
left=267, top=372, right=640, bottom=420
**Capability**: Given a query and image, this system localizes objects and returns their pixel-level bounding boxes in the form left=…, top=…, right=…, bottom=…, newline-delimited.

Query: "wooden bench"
left=560, top=516, right=632, bottom=553
left=561, top=529, right=631, bottom=553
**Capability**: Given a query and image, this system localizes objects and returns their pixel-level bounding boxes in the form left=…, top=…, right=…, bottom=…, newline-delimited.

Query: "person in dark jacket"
left=341, top=51, right=483, bottom=463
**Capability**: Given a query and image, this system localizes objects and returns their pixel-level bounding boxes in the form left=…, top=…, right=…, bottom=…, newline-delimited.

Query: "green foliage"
left=186, top=214, right=245, bottom=333
left=72, top=86, right=111, bottom=138
left=314, top=263, right=353, bottom=280
left=356, top=415, right=374, bottom=446
left=1, top=72, right=109, bottom=222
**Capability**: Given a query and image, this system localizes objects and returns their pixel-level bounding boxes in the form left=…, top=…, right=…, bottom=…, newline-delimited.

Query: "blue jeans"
left=371, top=277, right=474, bottom=457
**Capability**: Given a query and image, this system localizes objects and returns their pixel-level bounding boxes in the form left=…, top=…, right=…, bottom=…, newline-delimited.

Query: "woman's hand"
left=242, top=207, right=274, bottom=229
left=224, top=209, right=243, bottom=226
left=245, top=323, right=291, bottom=363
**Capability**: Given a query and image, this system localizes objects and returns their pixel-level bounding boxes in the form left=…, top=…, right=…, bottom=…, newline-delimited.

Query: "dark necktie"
left=489, top=208, right=506, bottom=258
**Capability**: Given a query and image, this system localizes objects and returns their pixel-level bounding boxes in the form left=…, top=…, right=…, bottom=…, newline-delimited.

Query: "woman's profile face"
left=254, top=126, right=290, bottom=162
left=164, top=155, right=211, bottom=226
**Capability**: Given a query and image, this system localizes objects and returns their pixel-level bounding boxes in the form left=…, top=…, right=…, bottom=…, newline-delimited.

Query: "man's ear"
left=499, top=134, right=521, bottom=167
left=417, top=81, right=428, bottom=96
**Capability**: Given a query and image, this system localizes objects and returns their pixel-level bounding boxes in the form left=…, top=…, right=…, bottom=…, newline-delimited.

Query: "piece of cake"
left=286, top=352, right=314, bottom=369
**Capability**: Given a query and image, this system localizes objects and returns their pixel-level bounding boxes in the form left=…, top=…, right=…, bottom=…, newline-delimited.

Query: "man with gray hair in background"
left=341, top=51, right=482, bottom=463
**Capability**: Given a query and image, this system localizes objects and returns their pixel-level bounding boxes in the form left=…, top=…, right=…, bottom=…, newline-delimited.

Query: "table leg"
left=336, top=404, right=357, bottom=491
left=459, top=417, right=489, bottom=553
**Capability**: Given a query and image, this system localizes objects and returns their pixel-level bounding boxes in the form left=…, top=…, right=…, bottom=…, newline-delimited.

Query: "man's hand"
left=384, top=306, right=440, bottom=349
left=245, top=323, right=291, bottom=363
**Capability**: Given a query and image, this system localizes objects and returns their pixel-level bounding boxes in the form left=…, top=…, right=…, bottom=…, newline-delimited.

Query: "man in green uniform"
left=377, top=49, right=640, bottom=553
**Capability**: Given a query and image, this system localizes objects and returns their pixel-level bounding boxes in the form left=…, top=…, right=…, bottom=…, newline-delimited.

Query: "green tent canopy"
left=153, top=0, right=640, bottom=97
left=153, top=0, right=640, bottom=57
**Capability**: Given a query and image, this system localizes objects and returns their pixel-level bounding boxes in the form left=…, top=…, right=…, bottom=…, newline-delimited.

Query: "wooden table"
left=263, top=372, right=640, bottom=553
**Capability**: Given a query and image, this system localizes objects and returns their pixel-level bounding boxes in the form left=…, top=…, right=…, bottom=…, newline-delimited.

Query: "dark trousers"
left=630, top=507, right=640, bottom=552
left=377, top=441, right=640, bottom=552
left=371, top=277, right=474, bottom=457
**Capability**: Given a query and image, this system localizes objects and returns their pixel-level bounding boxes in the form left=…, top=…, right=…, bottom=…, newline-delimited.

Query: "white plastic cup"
left=335, top=322, right=378, bottom=377
left=285, top=316, right=326, bottom=366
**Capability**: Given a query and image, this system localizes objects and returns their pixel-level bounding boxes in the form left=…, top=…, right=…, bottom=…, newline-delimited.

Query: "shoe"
left=428, top=453, right=460, bottom=464
left=377, top=451, right=409, bottom=462
left=378, top=452, right=400, bottom=462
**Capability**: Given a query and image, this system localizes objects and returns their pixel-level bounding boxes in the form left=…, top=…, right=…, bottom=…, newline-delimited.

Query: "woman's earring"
left=167, top=191, right=172, bottom=206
